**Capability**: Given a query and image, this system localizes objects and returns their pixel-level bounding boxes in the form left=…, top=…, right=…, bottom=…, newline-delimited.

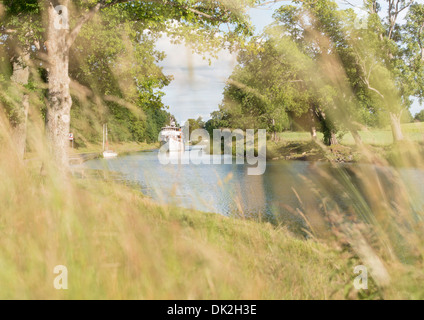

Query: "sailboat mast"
left=102, top=124, right=105, bottom=152
left=105, top=123, right=109, bottom=151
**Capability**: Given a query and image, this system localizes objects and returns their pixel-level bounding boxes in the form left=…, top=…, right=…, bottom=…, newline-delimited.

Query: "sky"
left=156, top=1, right=423, bottom=125
left=155, top=3, right=279, bottom=124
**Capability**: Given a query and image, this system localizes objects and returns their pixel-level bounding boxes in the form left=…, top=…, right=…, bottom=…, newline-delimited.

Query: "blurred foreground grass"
left=0, top=166, right=355, bottom=299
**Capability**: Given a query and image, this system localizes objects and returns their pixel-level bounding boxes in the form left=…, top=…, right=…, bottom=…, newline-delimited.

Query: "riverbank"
left=266, top=123, right=424, bottom=163
left=69, top=141, right=159, bottom=156
left=266, top=140, right=358, bottom=163
left=24, top=141, right=159, bottom=163
left=208, top=123, right=423, bottom=164
left=266, top=138, right=424, bottom=167
left=68, top=141, right=159, bottom=164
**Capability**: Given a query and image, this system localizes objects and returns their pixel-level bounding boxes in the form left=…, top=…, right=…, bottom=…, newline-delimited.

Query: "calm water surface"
left=76, top=149, right=424, bottom=226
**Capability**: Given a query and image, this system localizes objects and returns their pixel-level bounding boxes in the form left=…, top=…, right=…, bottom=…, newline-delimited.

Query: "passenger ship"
left=159, top=120, right=185, bottom=152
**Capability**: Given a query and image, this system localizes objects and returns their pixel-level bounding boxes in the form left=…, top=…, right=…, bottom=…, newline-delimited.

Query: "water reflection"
left=77, top=149, right=424, bottom=228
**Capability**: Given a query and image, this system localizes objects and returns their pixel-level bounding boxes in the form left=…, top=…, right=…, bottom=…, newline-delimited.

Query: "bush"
left=415, top=110, right=424, bottom=122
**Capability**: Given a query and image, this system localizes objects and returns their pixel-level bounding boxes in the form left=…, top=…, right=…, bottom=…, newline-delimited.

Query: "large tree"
left=269, top=0, right=387, bottom=146
left=220, top=38, right=307, bottom=138
left=219, top=0, right=380, bottom=146
left=350, top=0, right=424, bottom=142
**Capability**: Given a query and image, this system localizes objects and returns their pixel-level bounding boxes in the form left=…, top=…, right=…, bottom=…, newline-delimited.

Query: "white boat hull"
left=159, top=123, right=184, bottom=152
left=168, top=138, right=185, bottom=152
left=103, top=151, right=118, bottom=158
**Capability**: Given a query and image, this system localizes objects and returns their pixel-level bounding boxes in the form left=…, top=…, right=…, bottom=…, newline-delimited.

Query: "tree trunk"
left=329, top=131, right=338, bottom=146
left=389, top=112, right=404, bottom=143
left=45, top=3, right=72, bottom=168
left=10, top=54, right=30, bottom=159
left=309, top=106, right=317, bottom=141
left=351, top=129, right=363, bottom=146
left=316, top=107, right=338, bottom=146
left=271, top=118, right=276, bottom=141
left=310, top=126, right=317, bottom=141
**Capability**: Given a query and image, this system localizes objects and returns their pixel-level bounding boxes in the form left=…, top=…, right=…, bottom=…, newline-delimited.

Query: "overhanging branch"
left=65, top=0, right=235, bottom=50
left=66, top=3, right=102, bottom=49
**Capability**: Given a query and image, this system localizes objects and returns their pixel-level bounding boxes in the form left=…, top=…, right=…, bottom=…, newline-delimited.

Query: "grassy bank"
left=69, top=141, right=159, bottom=156
left=266, top=140, right=359, bottom=162
left=266, top=123, right=424, bottom=163
left=25, top=141, right=159, bottom=163
left=275, top=122, right=424, bottom=146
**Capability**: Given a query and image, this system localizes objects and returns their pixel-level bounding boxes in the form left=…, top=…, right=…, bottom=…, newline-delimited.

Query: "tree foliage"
left=211, top=0, right=424, bottom=145
left=1, top=0, right=259, bottom=161
left=415, top=109, right=424, bottom=122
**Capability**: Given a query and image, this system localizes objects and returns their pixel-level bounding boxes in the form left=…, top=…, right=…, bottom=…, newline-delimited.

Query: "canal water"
left=76, top=148, right=424, bottom=228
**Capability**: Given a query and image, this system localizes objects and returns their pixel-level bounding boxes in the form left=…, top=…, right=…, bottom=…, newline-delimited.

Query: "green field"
left=277, top=122, right=424, bottom=146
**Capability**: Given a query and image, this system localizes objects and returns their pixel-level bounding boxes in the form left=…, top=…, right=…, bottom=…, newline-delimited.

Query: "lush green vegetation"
left=70, top=98, right=172, bottom=149
left=0, top=0, right=256, bottom=164
left=0, top=0, right=178, bottom=151
left=206, top=0, right=424, bottom=147
left=415, top=110, right=424, bottom=122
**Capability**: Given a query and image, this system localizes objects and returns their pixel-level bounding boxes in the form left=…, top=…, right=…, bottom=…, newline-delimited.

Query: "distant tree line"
left=415, top=110, right=424, bottom=122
